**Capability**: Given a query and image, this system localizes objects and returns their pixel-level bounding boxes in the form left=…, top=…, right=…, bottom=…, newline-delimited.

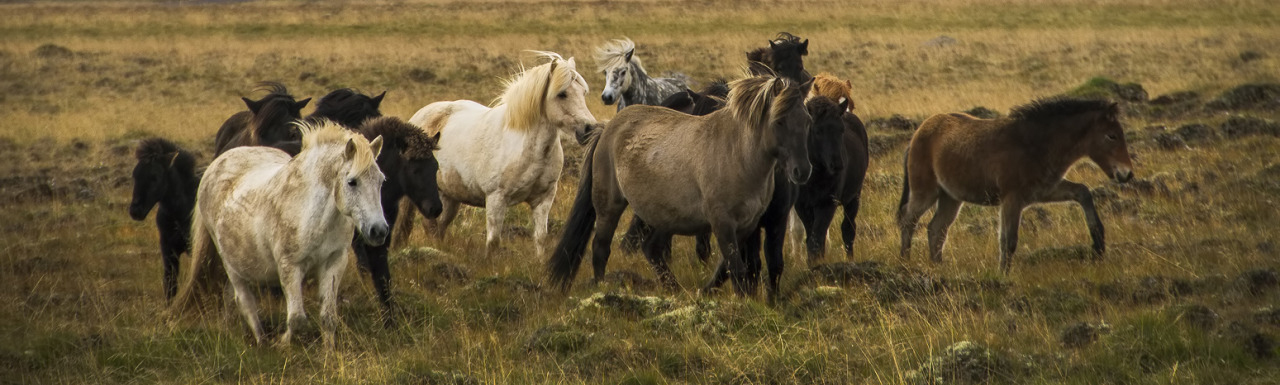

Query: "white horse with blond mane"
left=405, top=51, right=598, bottom=256
left=171, top=120, right=388, bottom=349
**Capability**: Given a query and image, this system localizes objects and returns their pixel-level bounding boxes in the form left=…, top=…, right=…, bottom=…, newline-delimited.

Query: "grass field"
left=2, top=0, right=1279, bottom=384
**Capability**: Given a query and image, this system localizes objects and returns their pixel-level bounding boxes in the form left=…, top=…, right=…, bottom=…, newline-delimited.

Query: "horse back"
left=908, top=113, right=1012, bottom=204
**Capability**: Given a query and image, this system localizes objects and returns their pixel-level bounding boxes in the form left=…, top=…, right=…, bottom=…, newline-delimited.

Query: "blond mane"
left=726, top=72, right=806, bottom=132
left=811, top=72, right=855, bottom=111
left=495, top=51, right=584, bottom=131
left=296, top=119, right=377, bottom=172
left=593, top=38, right=643, bottom=73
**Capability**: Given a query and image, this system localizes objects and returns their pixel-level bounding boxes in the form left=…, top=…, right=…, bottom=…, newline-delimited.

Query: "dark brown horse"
left=129, top=138, right=199, bottom=301
left=213, top=82, right=311, bottom=156
left=792, top=95, right=870, bottom=264
left=897, top=97, right=1134, bottom=273
left=746, top=32, right=812, bottom=83
left=548, top=74, right=813, bottom=298
left=304, top=88, right=386, bottom=128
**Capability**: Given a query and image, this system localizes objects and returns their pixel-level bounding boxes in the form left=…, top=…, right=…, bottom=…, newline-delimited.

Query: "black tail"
left=547, top=133, right=602, bottom=292
left=896, top=147, right=911, bottom=222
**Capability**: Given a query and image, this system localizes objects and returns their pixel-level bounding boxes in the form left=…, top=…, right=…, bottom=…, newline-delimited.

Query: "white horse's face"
left=548, top=58, right=599, bottom=137
left=337, top=136, right=389, bottom=246
left=600, top=61, right=633, bottom=105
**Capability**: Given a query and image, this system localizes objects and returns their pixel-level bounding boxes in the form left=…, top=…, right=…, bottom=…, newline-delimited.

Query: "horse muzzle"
left=1113, top=167, right=1134, bottom=183
left=363, top=223, right=390, bottom=246
left=601, top=92, right=616, bottom=105
left=420, top=200, right=444, bottom=219
left=128, top=205, right=149, bottom=221
left=789, top=165, right=813, bottom=185
left=575, top=123, right=600, bottom=145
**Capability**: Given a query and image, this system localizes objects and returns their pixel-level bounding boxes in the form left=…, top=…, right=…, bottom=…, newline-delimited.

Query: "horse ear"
left=295, top=98, right=312, bottom=112
left=769, top=40, right=778, bottom=49
left=345, top=138, right=357, bottom=160
left=372, top=91, right=386, bottom=108
left=799, top=78, right=815, bottom=95
left=624, top=49, right=634, bottom=63
left=243, top=97, right=261, bottom=113
left=566, top=57, right=576, bottom=70
left=799, top=39, right=809, bottom=55
left=838, top=97, right=850, bottom=112
left=369, top=135, right=383, bottom=158
left=430, top=132, right=442, bottom=149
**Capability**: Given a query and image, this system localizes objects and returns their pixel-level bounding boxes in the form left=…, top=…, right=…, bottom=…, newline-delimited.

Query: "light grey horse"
left=594, top=38, right=687, bottom=111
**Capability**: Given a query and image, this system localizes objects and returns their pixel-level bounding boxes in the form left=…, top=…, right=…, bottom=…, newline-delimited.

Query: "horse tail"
left=169, top=206, right=225, bottom=315
left=547, top=131, right=602, bottom=292
left=390, top=196, right=415, bottom=249
left=896, top=147, right=911, bottom=222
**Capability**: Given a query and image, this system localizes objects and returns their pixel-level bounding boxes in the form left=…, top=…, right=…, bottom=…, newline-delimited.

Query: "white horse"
left=171, top=120, right=387, bottom=349
left=406, top=51, right=597, bottom=256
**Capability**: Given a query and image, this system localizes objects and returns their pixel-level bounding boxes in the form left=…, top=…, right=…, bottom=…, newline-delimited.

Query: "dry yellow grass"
left=2, top=0, right=1279, bottom=384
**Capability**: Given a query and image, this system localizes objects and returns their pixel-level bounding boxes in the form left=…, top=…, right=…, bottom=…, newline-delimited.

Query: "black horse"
left=213, top=81, right=311, bottom=156
left=793, top=96, right=870, bottom=264
left=128, top=138, right=199, bottom=301
left=349, top=116, right=443, bottom=321
left=305, top=88, right=386, bottom=128
left=746, top=32, right=812, bottom=83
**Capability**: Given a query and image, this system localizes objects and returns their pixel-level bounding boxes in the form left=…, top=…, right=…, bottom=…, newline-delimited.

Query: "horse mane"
left=248, top=81, right=302, bottom=142
left=593, top=38, right=643, bottom=73
left=497, top=51, right=583, bottom=131
left=356, top=116, right=439, bottom=160
left=812, top=73, right=854, bottom=110
left=135, top=137, right=196, bottom=172
left=726, top=74, right=806, bottom=132
left=297, top=119, right=377, bottom=173
left=1008, top=96, right=1118, bottom=123
left=309, top=88, right=384, bottom=128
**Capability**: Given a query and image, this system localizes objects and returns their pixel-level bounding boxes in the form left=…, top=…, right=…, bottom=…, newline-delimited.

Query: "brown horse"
left=897, top=97, right=1134, bottom=273
left=213, top=82, right=311, bottom=157
left=810, top=72, right=855, bottom=112
left=548, top=73, right=813, bottom=297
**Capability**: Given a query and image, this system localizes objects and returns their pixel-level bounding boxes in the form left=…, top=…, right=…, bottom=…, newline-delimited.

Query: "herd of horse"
left=125, top=33, right=1136, bottom=347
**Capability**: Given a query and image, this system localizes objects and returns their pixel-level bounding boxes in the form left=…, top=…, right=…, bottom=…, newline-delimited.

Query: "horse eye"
left=347, top=179, right=357, bottom=187
left=557, top=91, right=568, bottom=99
left=1106, top=134, right=1118, bottom=141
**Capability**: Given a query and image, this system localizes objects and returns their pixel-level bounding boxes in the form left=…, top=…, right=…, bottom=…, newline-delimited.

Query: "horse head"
left=805, top=96, right=849, bottom=177
left=332, top=131, right=389, bottom=246
left=1086, top=103, right=1134, bottom=183
left=129, top=139, right=179, bottom=220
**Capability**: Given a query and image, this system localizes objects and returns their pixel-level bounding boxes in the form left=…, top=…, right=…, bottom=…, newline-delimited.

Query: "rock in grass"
left=1065, top=77, right=1148, bottom=102
left=905, top=341, right=1019, bottom=384
left=1060, top=322, right=1105, bottom=349
left=575, top=292, right=674, bottom=318
left=1205, top=83, right=1280, bottom=111
left=1173, top=304, right=1218, bottom=331
left=642, top=301, right=726, bottom=334
left=526, top=324, right=592, bottom=354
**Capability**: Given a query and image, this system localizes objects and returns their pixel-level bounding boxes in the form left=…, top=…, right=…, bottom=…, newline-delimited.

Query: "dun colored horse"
left=128, top=138, right=199, bottom=301
left=548, top=73, right=813, bottom=298
left=898, top=97, right=1134, bottom=273
left=213, top=82, right=311, bottom=156
left=594, top=38, right=687, bottom=111
left=173, top=121, right=388, bottom=349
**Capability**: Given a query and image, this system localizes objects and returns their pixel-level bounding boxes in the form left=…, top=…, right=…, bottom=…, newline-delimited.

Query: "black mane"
left=746, top=32, right=811, bottom=83
left=308, top=88, right=385, bottom=128
left=1009, top=97, right=1117, bottom=122
left=136, top=137, right=197, bottom=172
left=355, top=116, right=438, bottom=160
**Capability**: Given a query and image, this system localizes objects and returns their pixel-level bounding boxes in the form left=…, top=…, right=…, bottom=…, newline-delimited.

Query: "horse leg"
left=483, top=194, right=509, bottom=257
left=227, top=274, right=265, bottom=345
left=277, top=265, right=307, bottom=347
left=704, top=224, right=748, bottom=297
left=898, top=188, right=938, bottom=260
left=694, top=233, right=712, bottom=264
left=160, top=242, right=180, bottom=302
left=927, top=195, right=962, bottom=263
left=390, top=197, right=415, bottom=249
left=431, top=197, right=460, bottom=239
left=741, top=228, right=763, bottom=297
left=641, top=229, right=679, bottom=290
left=619, top=215, right=649, bottom=254
left=530, top=194, right=555, bottom=257
left=786, top=209, right=804, bottom=259
left=997, top=199, right=1026, bottom=274
left=589, top=205, right=625, bottom=286
left=318, top=251, right=347, bottom=351
left=1037, top=181, right=1106, bottom=256
left=807, top=204, right=838, bottom=266
left=840, top=197, right=861, bottom=259
left=763, top=217, right=788, bottom=303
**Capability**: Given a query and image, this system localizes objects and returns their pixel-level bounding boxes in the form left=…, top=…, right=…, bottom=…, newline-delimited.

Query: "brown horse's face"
left=774, top=80, right=815, bottom=184
left=1086, top=110, right=1135, bottom=183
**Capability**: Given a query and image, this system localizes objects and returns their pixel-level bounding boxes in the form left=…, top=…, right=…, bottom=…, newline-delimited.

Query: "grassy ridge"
left=2, top=0, right=1280, bottom=384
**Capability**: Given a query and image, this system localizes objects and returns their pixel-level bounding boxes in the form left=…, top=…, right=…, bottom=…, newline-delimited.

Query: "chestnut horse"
left=898, top=97, right=1134, bottom=273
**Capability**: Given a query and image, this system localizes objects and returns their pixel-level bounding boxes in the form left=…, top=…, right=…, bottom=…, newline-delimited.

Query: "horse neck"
left=1019, top=117, right=1094, bottom=174
left=491, top=104, right=561, bottom=156
left=160, top=162, right=197, bottom=215
left=268, top=147, right=346, bottom=226
left=707, top=110, right=777, bottom=178
left=622, top=63, right=656, bottom=102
